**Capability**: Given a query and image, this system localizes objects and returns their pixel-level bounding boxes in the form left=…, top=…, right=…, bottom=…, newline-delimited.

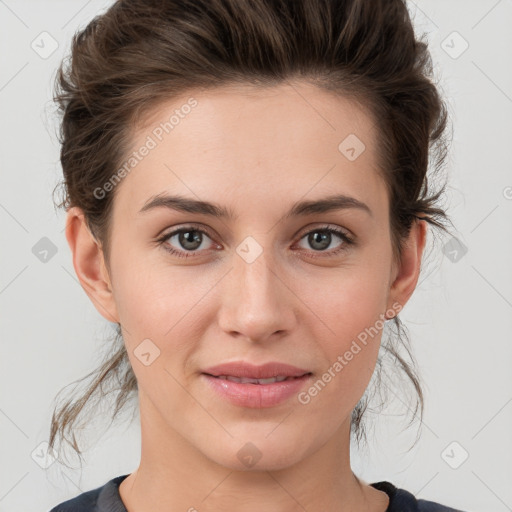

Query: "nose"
left=217, top=244, right=297, bottom=343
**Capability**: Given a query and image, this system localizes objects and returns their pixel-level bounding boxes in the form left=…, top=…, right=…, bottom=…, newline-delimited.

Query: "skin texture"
left=65, top=82, right=427, bottom=512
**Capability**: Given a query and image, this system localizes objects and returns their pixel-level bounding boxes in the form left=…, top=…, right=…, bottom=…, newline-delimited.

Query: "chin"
left=199, top=432, right=311, bottom=472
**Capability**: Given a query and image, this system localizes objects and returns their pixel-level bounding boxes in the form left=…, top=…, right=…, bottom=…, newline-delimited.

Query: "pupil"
left=180, top=230, right=202, bottom=250
left=310, top=231, right=330, bottom=251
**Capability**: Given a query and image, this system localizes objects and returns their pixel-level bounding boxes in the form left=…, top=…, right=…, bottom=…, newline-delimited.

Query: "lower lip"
left=201, top=373, right=312, bottom=408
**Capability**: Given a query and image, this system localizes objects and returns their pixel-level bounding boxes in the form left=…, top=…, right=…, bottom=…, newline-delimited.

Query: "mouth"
left=201, top=361, right=312, bottom=380
left=203, top=373, right=312, bottom=385
left=201, top=372, right=314, bottom=408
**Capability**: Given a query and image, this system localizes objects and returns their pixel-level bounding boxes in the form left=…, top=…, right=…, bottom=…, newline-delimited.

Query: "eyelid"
left=294, top=223, right=353, bottom=241
left=157, top=222, right=355, bottom=258
left=158, top=222, right=353, bottom=242
left=156, top=223, right=220, bottom=250
left=157, top=223, right=217, bottom=241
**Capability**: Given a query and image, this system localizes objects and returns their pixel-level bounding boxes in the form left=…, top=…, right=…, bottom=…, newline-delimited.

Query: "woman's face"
left=72, top=82, right=425, bottom=471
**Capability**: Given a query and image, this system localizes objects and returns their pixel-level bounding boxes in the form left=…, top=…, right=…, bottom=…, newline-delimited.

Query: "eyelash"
left=156, top=224, right=355, bottom=259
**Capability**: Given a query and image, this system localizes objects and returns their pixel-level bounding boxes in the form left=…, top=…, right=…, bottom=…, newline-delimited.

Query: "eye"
left=156, top=223, right=355, bottom=259
left=295, top=225, right=354, bottom=257
left=156, top=225, right=218, bottom=259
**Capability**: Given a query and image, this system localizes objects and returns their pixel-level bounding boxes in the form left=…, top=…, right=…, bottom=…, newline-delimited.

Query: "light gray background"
left=1, top=1, right=511, bottom=511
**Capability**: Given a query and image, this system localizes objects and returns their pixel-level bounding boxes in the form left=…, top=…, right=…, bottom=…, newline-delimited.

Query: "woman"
left=48, top=0, right=465, bottom=510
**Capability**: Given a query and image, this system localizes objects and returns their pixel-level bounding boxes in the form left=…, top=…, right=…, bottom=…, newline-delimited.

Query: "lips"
left=201, top=361, right=312, bottom=380
left=214, top=375, right=303, bottom=384
left=202, top=371, right=313, bottom=408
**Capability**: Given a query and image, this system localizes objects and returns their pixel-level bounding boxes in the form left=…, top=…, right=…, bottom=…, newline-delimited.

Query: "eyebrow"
left=138, top=193, right=372, bottom=219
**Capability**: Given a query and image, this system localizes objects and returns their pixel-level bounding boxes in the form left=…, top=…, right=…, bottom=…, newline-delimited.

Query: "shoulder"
left=48, top=474, right=129, bottom=512
left=370, top=481, right=467, bottom=512
left=48, top=486, right=99, bottom=512
left=417, top=498, right=467, bottom=512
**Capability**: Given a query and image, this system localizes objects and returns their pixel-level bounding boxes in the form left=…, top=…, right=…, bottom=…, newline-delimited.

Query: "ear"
left=386, top=218, right=428, bottom=317
left=64, top=206, right=119, bottom=323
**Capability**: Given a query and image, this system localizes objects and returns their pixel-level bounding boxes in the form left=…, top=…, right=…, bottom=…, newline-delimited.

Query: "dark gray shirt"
left=49, top=474, right=466, bottom=511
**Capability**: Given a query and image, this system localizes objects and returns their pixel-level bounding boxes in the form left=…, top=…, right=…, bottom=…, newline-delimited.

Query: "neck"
left=119, top=393, right=388, bottom=512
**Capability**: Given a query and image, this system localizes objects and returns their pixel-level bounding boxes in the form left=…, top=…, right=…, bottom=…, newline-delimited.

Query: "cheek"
left=110, top=255, right=175, bottom=346
left=299, top=283, right=386, bottom=416
left=111, top=269, right=194, bottom=402
left=306, top=264, right=388, bottom=340
left=299, top=258, right=389, bottom=386
left=111, top=254, right=216, bottom=359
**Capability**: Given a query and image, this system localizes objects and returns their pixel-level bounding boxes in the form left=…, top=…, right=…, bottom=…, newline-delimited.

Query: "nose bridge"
left=218, top=238, right=294, bottom=341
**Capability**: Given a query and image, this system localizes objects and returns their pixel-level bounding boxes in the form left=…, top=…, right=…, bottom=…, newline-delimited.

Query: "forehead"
left=113, top=82, right=386, bottom=220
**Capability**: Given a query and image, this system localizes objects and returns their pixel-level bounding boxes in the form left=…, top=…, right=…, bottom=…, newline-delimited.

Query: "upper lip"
left=202, top=361, right=311, bottom=379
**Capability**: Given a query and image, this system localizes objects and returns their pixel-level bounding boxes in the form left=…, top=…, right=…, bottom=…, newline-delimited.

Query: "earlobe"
left=387, top=219, right=428, bottom=316
left=65, top=207, right=119, bottom=323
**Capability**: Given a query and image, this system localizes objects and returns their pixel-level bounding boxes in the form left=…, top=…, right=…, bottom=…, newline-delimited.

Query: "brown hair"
left=49, top=0, right=454, bottom=466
